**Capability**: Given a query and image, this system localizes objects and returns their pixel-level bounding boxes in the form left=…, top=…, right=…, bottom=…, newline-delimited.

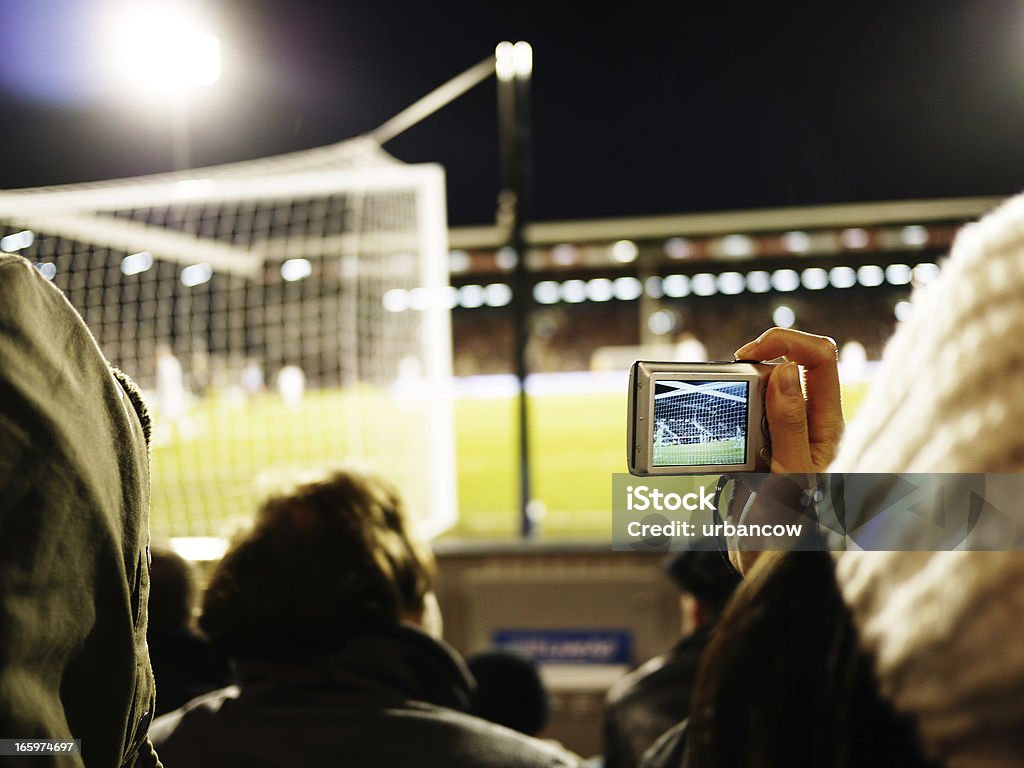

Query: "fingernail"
left=734, top=342, right=757, bottom=360
left=780, top=362, right=801, bottom=396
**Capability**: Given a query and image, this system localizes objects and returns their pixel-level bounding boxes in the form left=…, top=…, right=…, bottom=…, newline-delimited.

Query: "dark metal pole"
left=496, top=42, right=534, bottom=537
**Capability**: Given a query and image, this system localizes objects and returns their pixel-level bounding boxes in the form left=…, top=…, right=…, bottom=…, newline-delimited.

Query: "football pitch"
left=149, top=380, right=868, bottom=543
left=653, top=437, right=746, bottom=468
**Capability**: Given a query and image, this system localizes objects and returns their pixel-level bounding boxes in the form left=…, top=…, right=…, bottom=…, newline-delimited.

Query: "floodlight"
left=101, top=2, right=221, bottom=100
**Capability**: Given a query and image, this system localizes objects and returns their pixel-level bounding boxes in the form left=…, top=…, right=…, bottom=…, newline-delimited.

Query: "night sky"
left=1, top=0, right=1023, bottom=226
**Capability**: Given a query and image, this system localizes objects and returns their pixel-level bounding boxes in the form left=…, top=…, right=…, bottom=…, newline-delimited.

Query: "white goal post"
left=0, top=138, right=457, bottom=550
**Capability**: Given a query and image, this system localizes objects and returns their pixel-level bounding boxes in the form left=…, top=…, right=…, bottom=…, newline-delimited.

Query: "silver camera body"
left=628, top=360, right=774, bottom=475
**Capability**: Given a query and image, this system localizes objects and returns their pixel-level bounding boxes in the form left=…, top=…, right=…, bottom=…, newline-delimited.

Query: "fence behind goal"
left=0, top=138, right=456, bottom=548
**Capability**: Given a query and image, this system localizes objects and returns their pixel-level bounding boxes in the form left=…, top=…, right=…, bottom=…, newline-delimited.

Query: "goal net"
left=0, top=137, right=456, bottom=550
left=652, top=380, right=748, bottom=466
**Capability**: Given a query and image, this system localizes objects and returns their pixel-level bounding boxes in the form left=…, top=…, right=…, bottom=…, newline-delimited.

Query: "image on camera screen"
left=652, top=380, right=748, bottom=467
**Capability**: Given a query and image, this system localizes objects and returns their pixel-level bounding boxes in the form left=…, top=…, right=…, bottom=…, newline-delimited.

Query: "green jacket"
left=0, top=255, right=160, bottom=767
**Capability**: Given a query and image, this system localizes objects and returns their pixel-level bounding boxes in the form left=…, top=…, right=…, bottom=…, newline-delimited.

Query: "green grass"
left=149, top=380, right=869, bottom=543
left=653, top=437, right=746, bottom=468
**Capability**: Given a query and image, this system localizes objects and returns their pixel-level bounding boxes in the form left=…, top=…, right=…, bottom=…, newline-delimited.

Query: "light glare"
left=180, top=262, right=212, bottom=287
left=1, top=230, right=34, bottom=252
left=281, top=258, right=312, bottom=282
left=102, top=3, right=221, bottom=99
left=121, top=251, right=154, bottom=276
left=801, top=267, right=829, bottom=291
left=773, top=305, right=796, bottom=328
left=611, top=240, right=639, bottom=263
left=771, top=269, right=800, bottom=292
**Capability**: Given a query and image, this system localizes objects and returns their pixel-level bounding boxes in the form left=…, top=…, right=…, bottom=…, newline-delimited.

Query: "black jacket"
left=602, top=625, right=712, bottom=768
left=150, top=624, right=581, bottom=767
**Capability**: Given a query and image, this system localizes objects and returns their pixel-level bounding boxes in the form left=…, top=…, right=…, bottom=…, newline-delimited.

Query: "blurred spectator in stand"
left=467, top=649, right=551, bottom=737
left=149, top=469, right=580, bottom=767
left=147, top=545, right=231, bottom=716
left=603, top=551, right=740, bottom=768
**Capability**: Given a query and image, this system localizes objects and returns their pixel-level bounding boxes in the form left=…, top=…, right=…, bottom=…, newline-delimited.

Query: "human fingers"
left=735, top=327, right=843, bottom=468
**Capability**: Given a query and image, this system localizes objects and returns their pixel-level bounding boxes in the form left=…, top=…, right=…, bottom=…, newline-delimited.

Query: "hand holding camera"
left=628, top=327, right=843, bottom=477
left=734, top=327, right=843, bottom=474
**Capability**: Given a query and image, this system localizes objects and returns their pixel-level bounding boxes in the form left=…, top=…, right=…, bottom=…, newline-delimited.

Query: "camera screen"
left=651, top=379, right=749, bottom=467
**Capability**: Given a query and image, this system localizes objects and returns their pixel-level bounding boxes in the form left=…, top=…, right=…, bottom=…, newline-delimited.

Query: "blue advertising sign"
left=492, top=629, right=633, bottom=665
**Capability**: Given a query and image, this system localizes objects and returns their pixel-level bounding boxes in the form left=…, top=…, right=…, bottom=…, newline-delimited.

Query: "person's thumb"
left=766, top=362, right=813, bottom=472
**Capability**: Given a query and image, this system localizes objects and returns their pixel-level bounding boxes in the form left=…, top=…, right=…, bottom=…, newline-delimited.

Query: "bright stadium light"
left=611, top=239, right=639, bottom=263
left=35, top=263, right=57, bottom=281
left=484, top=283, right=513, bottom=307
left=560, top=279, right=587, bottom=303
left=648, top=309, right=678, bottom=335
left=691, top=273, right=717, bottom=297
left=664, top=237, right=694, bottom=259
left=551, top=244, right=578, bottom=266
left=495, top=40, right=532, bottom=82
left=121, top=251, right=154, bottom=275
left=829, top=266, right=857, bottom=289
left=801, top=267, right=829, bottom=290
left=382, top=288, right=409, bottom=313
left=533, top=280, right=560, bottom=304
left=586, top=278, right=614, bottom=302
left=841, top=228, right=870, bottom=249
left=662, top=274, right=691, bottom=298
left=885, top=263, right=912, bottom=285
left=513, top=41, right=534, bottom=77
left=771, top=269, right=800, bottom=292
left=720, top=234, right=754, bottom=258
left=895, top=300, right=914, bottom=322
left=746, top=270, right=771, bottom=293
left=458, top=284, right=486, bottom=308
left=857, top=264, right=885, bottom=287
left=100, top=2, right=221, bottom=100
left=782, top=231, right=811, bottom=253
left=773, top=305, right=796, bottom=328
left=717, top=271, right=745, bottom=295
left=448, top=250, right=471, bottom=273
left=281, top=258, right=312, bottom=282
left=912, top=262, right=941, bottom=285
left=180, top=262, right=212, bottom=287
left=1, top=230, right=34, bottom=252
left=901, top=225, right=929, bottom=247
left=612, top=276, right=643, bottom=300
left=495, top=247, right=518, bottom=270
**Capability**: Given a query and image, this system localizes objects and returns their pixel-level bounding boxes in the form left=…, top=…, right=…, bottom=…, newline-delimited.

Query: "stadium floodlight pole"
left=495, top=41, right=536, bottom=538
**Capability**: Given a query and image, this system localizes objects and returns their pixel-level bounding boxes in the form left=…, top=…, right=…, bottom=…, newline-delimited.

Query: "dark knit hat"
left=663, top=550, right=741, bottom=611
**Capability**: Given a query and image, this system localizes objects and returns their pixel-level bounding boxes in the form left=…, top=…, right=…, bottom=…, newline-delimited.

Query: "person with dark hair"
left=147, top=545, right=231, bottom=716
left=602, top=551, right=740, bottom=768
left=649, top=193, right=1024, bottom=768
left=0, top=254, right=160, bottom=766
left=466, top=649, right=551, bottom=737
left=679, top=551, right=937, bottom=768
left=149, top=468, right=581, bottom=767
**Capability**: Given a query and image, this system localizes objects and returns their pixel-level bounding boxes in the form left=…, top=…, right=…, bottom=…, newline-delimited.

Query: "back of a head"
left=831, top=194, right=1024, bottom=473
left=199, top=468, right=436, bottom=661
left=663, top=550, right=741, bottom=617
left=148, top=545, right=196, bottom=633
left=687, top=551, right=935, bottom=768
left=466, top=650, right=550, bottom=737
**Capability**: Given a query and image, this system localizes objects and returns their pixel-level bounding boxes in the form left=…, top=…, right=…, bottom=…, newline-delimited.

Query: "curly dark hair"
left=199, top=469, right=435, bottom=661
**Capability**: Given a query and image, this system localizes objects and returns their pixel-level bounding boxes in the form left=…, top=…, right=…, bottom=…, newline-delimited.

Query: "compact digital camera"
left=627, top=360, right=775, bottom=475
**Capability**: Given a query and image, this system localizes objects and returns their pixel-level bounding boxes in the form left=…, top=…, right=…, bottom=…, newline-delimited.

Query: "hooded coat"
left=0, top=254, right=160, bottom=767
